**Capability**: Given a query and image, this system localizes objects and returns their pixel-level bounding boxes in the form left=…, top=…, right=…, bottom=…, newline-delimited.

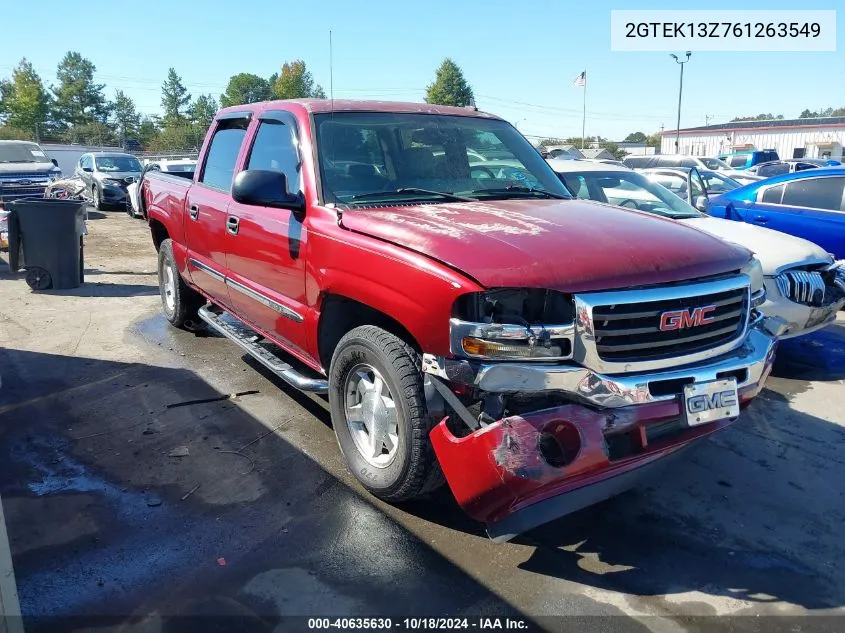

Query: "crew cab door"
left=224, top=109, right=310, bottom=356
left=185, top=113, right=251, bottom=303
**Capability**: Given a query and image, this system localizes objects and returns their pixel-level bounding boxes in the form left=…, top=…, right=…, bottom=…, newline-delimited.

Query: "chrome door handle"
left=189, top=204, right=199, bottom=220
left=226, top=215, right=240, bottom=235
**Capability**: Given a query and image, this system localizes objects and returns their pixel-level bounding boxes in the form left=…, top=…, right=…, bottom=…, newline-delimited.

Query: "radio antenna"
left=329, top=30, right=334, bottom=109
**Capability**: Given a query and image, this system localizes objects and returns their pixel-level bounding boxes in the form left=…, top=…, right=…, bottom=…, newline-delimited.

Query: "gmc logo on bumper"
left=659, top=305, right=716, bottom=331
left=687, top=390, right=738, bottom=414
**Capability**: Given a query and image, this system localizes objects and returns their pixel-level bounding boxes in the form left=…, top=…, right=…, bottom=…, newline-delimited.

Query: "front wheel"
left=329, top=325, right=442, bottom=502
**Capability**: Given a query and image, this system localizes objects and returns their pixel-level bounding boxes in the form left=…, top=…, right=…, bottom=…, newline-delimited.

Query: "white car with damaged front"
left=548, top=159, right=845, bottom=339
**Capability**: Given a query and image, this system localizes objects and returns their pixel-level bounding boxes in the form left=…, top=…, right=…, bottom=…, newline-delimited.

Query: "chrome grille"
left=775, top=270, right=826, bottom=306
left=581, top=279, right=750, bottom=367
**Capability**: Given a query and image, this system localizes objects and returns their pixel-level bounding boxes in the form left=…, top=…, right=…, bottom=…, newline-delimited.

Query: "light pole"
left=514, top=118, right=527, bottom=131
left=670, top=51, right=691, bottom=153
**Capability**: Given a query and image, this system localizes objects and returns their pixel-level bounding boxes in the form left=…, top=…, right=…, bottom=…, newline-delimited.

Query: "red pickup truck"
left=141, top=99, right=776, bottom=540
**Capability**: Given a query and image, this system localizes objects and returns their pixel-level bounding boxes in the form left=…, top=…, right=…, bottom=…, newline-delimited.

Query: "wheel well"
left=150, top=220, right=169, bottom=251
left=317, top=294, right=422, bottom=369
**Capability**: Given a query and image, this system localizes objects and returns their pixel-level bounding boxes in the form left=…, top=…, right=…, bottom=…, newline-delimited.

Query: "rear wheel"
left=158, top=238, right=203, bottom=329
left=329, top=325, right=442, bottom=502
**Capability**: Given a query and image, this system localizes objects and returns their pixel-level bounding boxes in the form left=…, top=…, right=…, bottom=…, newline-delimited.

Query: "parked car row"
left=548, top=158, right=845, bottom=340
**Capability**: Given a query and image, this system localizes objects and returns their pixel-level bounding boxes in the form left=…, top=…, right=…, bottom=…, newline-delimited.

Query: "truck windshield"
left=95, top=156, right=142, bottom=172
left=313, top=112, right=570, bottom=205
left=0, top=142, right=49, bottom=163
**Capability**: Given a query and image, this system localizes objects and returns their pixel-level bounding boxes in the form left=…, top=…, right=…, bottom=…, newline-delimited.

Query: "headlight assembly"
left=741, top=256, right=764, bottom=295
left=450, top=288, right=575, bottom=361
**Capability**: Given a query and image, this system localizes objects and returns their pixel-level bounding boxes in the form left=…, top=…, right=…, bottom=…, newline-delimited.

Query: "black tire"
left=329, top=325, right=443, bottom=502
left=92, top=185, right=105, bottom=211
left=158, top=238, right=204, bottom=329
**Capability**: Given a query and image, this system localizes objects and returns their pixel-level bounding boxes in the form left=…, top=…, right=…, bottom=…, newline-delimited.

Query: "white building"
left=616, top=142, right=656, bottom=157
left=661, top=117, right=845, bottom=160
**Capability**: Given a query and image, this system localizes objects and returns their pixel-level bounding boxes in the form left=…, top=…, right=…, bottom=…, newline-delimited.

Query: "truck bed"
left=140, top=170, right=193, bottom=221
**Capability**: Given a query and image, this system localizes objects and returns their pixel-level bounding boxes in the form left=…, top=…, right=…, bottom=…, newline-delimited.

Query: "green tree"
left=425, top=58, right=474, bottom=107
left=800, top=107, right=845, bottom=118
left=220, top=73, right=271, bottom=107
left=272, top=60, right=325, bottom=100
left=623, top=131, right=647, bottom=143
left=599, top=141, right=627, bottom=161
left=645, top=133, right=662, bottom=148
left=137, top=116, right=160, bottom=149
left=0, top=59, right=51, bottom=136
left=62, top=121, right=118, bottom=146
left=112, top=89, right=140, bottom=141
left=190, top=94, right=218, bottom=132
left=730, top=113, right=783, bottom=122
left=52, top=51, right=111, bottom=127
left=161, top=68, right=191, bottom=127
left=150, top=125, right=201, bottom=151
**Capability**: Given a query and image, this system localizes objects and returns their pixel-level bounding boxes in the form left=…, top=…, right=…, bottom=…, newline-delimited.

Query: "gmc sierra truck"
left=141, top=99, right=776, bottom=541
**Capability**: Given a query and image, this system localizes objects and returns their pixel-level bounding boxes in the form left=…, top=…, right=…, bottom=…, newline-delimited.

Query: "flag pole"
left=581, top=68, right=587, bottom=150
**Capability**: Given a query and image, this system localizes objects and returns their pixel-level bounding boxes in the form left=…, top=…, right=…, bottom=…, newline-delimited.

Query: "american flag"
left=573, top=71, right=586, bottom=87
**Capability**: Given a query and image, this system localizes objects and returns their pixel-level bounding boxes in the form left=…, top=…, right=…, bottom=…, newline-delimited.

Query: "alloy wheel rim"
left=344, top=363, right=399, bottom=468
left=163, top=267, right=176, bottom=312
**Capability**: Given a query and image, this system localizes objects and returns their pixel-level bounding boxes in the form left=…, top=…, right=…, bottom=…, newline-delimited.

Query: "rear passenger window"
left=729, top=156, right=748, bottom=168
left=760, top=184, right=784, bottom=204
left=200, top=119, right=249, bottom=191
left=781, top=177, right=845, bottom=210
left=247, top=121, right=301, bottom=194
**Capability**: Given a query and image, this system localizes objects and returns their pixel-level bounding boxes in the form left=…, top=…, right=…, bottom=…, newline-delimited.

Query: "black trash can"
left=7, top=198, right=87, bottom=291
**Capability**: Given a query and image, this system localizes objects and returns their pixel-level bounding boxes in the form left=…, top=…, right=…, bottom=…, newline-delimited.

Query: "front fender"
left=305, top=216, right=483, bottom=356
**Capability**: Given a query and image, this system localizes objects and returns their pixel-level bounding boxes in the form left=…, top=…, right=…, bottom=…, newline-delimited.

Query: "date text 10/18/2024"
left=307, top=618, right=530, bottom=630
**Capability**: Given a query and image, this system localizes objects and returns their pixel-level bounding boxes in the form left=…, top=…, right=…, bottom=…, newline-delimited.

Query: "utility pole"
left=705, top=114, right=713, bottom=126
left=670, top=52, right=692, bottom=153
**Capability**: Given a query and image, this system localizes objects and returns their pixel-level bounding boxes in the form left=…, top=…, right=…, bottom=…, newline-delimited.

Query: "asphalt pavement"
left=1, top=209, right=844, bottom=633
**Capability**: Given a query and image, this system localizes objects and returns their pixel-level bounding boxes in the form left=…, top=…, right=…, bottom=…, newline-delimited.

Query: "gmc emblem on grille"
left=687, top=390, right=738, bottom=414
left=659, top=305, right=716, bottom=331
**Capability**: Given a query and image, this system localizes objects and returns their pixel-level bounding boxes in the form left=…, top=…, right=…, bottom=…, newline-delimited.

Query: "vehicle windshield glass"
left=313, top=112, right=569, bottom=205
left=699, top=170, right=741, bottom=194
left=0, top=142, right=49, bottom=163
left=556, top=169, right=702, bottom=219
left=95, top=155, right=142, bottom=172
left=700, top=157, right=730, bottom=170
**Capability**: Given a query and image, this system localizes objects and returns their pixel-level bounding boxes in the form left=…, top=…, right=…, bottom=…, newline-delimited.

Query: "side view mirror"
left=82, top=166, right=93, bottom=173
left=694, top=195, right=711, bottom=212
left=232, top=169, right=304, bottom=213
left=51, top=158, right=59, bottom=167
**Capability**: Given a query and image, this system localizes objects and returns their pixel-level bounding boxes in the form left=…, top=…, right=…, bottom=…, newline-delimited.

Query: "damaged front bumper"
left=762, top=262, right=845, bottom=339
left=424, top=327, right=777, bottom=541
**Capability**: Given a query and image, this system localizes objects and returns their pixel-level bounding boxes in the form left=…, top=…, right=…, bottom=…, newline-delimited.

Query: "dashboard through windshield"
left=313, top=112, right=569, bottom=205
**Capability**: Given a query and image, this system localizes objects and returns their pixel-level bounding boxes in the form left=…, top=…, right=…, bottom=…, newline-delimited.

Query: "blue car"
left=708, top=167, right=845, bottom=258
left=717, top=149, right=780, bottom=170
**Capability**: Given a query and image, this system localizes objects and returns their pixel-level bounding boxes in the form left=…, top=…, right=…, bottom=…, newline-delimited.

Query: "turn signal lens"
left=461, top=337, right=564, bottom=359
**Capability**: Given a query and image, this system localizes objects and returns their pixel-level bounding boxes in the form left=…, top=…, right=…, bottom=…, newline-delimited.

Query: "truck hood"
left=0, top=161, right=58, bottom=175
left=340, top=199, right=752, bottom=292
left=678, top=216, right=832, bottom=275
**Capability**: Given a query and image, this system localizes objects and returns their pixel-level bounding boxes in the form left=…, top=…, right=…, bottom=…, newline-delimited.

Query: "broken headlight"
left=450, top=288, right=575, bottom=361
left=742, top=256, right=766, bottom=308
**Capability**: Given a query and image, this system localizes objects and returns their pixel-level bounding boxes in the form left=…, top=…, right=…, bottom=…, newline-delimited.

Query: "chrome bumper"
left=422, top=326, right=776, bottom=409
